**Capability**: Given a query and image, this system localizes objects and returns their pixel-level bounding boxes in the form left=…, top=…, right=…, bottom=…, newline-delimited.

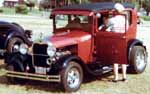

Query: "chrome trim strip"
left=6, top=71, right=61, bottom=82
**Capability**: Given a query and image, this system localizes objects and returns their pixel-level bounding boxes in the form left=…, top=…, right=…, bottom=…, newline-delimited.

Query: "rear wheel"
left=60, top=61, right=83, bottom=92
left=130, top=46, right=147, bottom=74
left=7, top=37, right=24, bottom=53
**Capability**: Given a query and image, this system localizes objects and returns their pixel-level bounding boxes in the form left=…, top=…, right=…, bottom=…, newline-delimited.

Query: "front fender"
left=5, top=30, right=32, bottom=47
left=56, top=55, right=85, bottom=71
left=4, top=23, right=32, bottom=47
left=5, top=31, right=22, bottom=47
left=4, top=52, right=33, bottom=72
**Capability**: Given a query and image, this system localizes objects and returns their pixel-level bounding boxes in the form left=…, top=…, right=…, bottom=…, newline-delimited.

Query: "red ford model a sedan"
left=4, top=2, right=147, bottom=92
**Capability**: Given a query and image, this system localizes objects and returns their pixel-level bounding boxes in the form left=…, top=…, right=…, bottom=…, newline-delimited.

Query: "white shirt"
left=107, top=15, right=128, bottom=33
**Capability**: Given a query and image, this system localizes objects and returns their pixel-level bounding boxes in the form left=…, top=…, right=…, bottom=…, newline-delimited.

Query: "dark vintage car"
left=0, top=21, right=32, bottom=55
left=4, top=2, right=147, bottom=92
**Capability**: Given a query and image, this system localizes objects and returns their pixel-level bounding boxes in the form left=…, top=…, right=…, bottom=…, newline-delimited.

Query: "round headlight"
left=19, top=44, right=28, bottom=55
left=47, top=42, right=56, bottom=57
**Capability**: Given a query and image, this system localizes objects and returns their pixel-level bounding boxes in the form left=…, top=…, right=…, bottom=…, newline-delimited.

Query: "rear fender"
left=127, top=39, right=146, bottom=63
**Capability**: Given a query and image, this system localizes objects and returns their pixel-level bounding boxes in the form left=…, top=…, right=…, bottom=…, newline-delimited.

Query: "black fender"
left=4, top=52, right=33, bottom=72
left=55, top=55, right=108, bottom=76
left=127, top=39, right=146, bottom=63
left=4, top=23, right=32, bottom=48
left=5, top=52, right=25, bottom=71
left=55, top=55, right=85, bottom=73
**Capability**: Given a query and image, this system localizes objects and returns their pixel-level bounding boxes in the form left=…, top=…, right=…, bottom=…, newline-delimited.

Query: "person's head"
left=73, top=17, right=81, bottom=23
left=114, top=3, right=125, bottom=14
left=103, top=16, right=109, bottom=25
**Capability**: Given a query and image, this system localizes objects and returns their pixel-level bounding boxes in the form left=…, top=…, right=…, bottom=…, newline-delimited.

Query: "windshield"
left=55, top=14, right=92, bottom=32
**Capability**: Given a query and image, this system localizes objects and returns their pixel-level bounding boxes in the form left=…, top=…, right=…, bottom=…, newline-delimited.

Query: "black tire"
left=130, top=46, right=147, bottom=74
left=7, top=37, right=24, bottom=53
left=60, top=61, right=83, bottom=92
left=6, top=64, right=27, bottom=84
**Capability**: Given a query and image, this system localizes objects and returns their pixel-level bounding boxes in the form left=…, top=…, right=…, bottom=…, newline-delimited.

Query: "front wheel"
left=130, top=46, right=147, bottom=74
left=60, top=61, right=83, bottom=92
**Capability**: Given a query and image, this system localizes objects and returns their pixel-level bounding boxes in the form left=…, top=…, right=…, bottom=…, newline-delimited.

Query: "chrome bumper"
left=5, top=70, right=61, bottom=82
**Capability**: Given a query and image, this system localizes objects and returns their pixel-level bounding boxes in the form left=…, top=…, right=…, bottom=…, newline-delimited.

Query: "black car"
left=0, top=21, right=32, bottom=55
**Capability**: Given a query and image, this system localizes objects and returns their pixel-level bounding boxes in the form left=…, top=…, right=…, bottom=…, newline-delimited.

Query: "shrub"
left=141, top=16, right=150, bottom=21
left=15, top=4, right=28, bottom=14
left=0, top=9, right=3, bottom=13
left=25, top=0, right=35, bottom=11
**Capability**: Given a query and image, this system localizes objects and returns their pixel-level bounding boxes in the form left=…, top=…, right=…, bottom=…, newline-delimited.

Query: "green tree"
left=25, top=0, right=36, bottom=10
left=143, top=0, right=150, bottom=16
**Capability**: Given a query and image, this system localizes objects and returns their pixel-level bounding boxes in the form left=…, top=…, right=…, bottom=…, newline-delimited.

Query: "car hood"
left=49, top=30, right=91, bottom=48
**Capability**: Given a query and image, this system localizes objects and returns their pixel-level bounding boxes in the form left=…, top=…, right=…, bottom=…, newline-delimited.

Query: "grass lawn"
left=141, top=16, right=150, bottom=21
left=0, top=7, right=45, bottom=17
left=0, top=7, right=15, bottom=14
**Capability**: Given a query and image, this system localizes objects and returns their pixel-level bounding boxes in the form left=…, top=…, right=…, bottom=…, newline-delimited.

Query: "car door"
left=95, top=32, right=127, bottom=65
left=95, top=14, right=128, bottom=65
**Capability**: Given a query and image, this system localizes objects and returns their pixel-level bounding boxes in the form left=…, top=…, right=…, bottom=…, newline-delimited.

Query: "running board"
left=85, top=65, right=113, bottom=76
left=5, top=70, right=61, bottom=82
left=94, top=67, right=113, bottom=74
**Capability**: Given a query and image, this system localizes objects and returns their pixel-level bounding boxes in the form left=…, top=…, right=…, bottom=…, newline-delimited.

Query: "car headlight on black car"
left=47, top=42, right=56, bottom=57
left=19, top=44, right=28, bottom=55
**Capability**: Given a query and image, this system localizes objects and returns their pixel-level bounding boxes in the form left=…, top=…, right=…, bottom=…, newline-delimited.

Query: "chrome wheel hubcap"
left=67, top=68, right=80, bottom=88
left=136, top=51, right=146, bottom=70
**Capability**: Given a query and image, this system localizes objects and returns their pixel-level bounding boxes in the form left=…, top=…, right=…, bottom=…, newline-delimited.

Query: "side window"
left=97, top=11, right=131, bottom=33
left=97, top=13, right=110, bottom=31
left=55, top=15, right=68, bottom=29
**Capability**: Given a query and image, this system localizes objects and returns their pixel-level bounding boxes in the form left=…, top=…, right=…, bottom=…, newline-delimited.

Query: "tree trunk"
left=146, top=11, right=150, bottom=16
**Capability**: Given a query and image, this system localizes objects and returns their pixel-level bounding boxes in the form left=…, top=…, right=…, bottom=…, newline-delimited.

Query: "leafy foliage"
left=0, top=9, right=3, bottom=13
left=15, top=4, right=28, bottom=14
left=142, top=0, right=150, bottom=16
left=25, top=0, right=36, bottom=11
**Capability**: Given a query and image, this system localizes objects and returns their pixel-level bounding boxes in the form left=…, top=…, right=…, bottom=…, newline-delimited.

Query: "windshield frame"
left=53, top=13, right=94, bottom=34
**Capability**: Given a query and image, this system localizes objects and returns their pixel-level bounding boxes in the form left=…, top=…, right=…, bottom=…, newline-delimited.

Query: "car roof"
left=54, top=2, right=134, bottom=12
